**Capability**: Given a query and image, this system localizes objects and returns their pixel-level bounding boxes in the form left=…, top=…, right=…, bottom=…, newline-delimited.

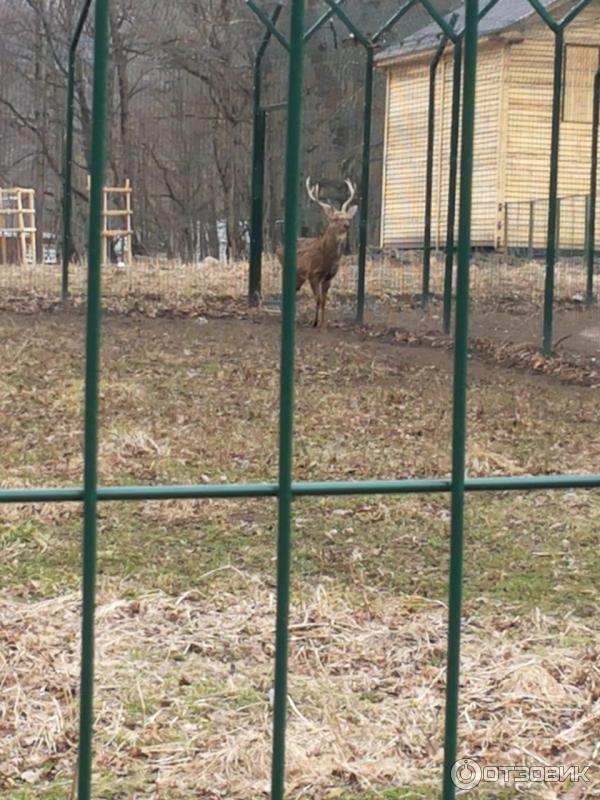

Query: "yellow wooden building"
left=376, top=0, right=600, bottom=252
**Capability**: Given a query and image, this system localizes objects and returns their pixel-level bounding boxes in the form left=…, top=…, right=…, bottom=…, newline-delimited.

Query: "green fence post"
left=423, top=32, right=450, bottom=309
left=529, top=0, right=593, bottom=353
left=304, top=0, right=346, bottom=42
left=77, top=0, right=109, bottom=796
left=441, top=1, right=502, bottom=333
left=541, top=27, right=563, bottom=356
left=357, top=48, right=374, bottom=325
left=528, top=200, right=535, bottom=260
left=247, top=0, right=290, bottom=50
left=586, top=68, right=600, bottom=306
left=249, top=108, right=266, bottom=305
left=560, top=0, right=594, bottom=27
left=248, top=3, right=283, bottom=306
left=373, top=0, right=417, bottom=42
left=62, top=58, right=76, bottom=301
left=442, top=1, right=478, bottom=798
left=61, top=0, right=94, bottom=303
left=321, top=0, right=372, bottom=326
left=418, top=0, right=458, bottom=38
left=443, top=39, right=462, bottom=335
left=478, top=0, right=504, bottom=17
left=585, top=194, right=590, bottom=258
left=271, top=0, right=304, bottom=797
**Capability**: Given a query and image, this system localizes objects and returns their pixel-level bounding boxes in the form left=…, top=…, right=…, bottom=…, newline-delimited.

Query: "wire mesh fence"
left=4, top=3, right=600, bottom=800
left=504, top=194, right=596, bottom=259
left=1, top=251, right=596, bottom=302
left=2, top=250, right=599, bottom=360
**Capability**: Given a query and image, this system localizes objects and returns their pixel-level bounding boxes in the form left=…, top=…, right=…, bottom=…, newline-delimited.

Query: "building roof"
left=375, top=0, right=557, bottom=64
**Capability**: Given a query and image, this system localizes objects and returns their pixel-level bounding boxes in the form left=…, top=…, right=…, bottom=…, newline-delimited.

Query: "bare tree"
left=0, top=0, right=462, bottom=262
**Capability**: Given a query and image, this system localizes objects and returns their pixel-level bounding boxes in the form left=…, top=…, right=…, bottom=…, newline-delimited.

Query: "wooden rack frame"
left=0, top=187, right=37, bottom=266
left=86, top=177, right=133, bottom=265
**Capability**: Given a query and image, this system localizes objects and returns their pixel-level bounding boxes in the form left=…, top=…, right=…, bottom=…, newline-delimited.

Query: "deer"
left=277, top=177, right=358, bottom=328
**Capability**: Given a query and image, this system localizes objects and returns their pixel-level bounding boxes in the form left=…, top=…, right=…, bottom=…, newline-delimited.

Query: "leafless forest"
left=0, top=0, right=458, bottom=262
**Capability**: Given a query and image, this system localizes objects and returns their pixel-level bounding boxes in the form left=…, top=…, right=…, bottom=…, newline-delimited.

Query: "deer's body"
left=276, top=178, right=358, bottom=328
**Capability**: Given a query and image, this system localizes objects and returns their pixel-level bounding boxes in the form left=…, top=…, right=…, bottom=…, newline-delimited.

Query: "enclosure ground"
left=360, top=298, right=600, bottom=361
left=2, top=256, right=600, bottom=362
left=1, top=312, right=599, bottom=798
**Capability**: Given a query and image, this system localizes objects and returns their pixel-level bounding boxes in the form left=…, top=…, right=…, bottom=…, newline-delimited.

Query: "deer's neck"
left=320, top=226, right=345, bottom=263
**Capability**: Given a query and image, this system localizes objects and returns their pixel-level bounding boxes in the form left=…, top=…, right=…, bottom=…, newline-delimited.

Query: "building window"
left=563, top=44, right=600, bottom=124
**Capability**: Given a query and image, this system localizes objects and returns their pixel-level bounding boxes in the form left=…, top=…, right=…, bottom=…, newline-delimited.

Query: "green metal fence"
left=6, top=1, right=599, bottom=799
left=243, top=0, right=597, bottom=350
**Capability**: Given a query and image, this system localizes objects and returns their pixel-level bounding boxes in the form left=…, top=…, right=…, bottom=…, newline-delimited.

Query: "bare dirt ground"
left=1, top=310, right=599, bottom=799
left=360, top=297, right=600, bottom=360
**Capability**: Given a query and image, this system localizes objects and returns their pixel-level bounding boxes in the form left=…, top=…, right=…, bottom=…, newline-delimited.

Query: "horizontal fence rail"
left=3, top=473, right=600, bottom=505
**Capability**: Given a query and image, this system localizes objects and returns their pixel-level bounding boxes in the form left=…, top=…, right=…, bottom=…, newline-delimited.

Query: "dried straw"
left=0, top=253, right=594, bottom=308
left=1, top=574, right=598, bottom=797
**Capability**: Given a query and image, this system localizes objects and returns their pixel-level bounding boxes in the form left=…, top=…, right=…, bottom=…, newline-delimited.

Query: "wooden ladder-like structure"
left=0, top=187, right=37, bottom=266
left=87, top=177, right=133, bottom=265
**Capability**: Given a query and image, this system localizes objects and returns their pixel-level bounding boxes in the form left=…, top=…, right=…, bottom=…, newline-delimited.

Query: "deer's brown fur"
left=276, top=178, right=358, bottom=328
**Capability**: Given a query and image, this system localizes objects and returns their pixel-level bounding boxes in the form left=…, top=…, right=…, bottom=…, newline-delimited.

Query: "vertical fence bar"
left=585, top=194, right=590, bottom=258
left=270, top=0, right=304, bottom=797
left=248, top=3, right=283, bottom=305
left=442, top=1, right=478, bottom=798
left=443, top=40, right=462, bottom=335
left=62, top=0, right=94, bottom=303
left=423, top=36, right=448, bottom=309
left=542, top=28, right=564, bottom=355
left=249, top=103, right=266, bottom=304
left=62, top=55, right=76, bottom=301
left=356, top=48, right=374, bottom=325
left=586, top=68, right=600, bottom=305
left=319, top=0, right=372, bottom=326
left=528, top=200, right=535, bottom=260
left=304, top=0, right=345, bottom=41
left=77, top=0, right=109, bottom=797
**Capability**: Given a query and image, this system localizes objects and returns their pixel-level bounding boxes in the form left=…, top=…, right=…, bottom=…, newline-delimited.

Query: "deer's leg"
left=319, top=279, right=332, bottom=328
left=309, top=275, right=321, bottom=328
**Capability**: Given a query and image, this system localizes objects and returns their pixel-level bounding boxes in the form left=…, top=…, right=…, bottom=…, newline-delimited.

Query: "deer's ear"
left=347, top=204, right=359, bottom=220
left=323, top=205, right=336, bottom=220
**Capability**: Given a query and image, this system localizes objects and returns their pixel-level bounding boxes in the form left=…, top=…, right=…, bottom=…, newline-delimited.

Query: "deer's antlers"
left=306, top=177, right=335, bottom=216
left=341, top=178, right=357, bottom=212
left=306, top=177, right=358, bottom=215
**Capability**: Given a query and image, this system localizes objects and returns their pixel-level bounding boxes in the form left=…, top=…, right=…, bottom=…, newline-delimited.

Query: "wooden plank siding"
left=381, top=42, right=504, bottom=249
left=382, top=59, right=431, bottom=249
left=505, top=5, right=600, bottom=251
left=380, top=2, right=600, bottom=253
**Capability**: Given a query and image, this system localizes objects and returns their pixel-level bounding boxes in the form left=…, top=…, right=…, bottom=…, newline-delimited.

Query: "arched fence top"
left=256, top=2, right=284, bottom=60
left=247, top=0, right=527, bottom=55
left=527, top=0, right=592, bottom=32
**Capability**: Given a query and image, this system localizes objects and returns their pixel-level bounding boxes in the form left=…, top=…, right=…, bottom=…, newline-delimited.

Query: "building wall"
left=381, top=42, right=504, bottom=249
left=380, top=2, right=600, bottom=252
left=503, top=4, right=600, bottom=250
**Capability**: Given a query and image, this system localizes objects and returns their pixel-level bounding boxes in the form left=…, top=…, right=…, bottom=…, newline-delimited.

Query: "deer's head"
left=306, top=178, right=358, bottom=244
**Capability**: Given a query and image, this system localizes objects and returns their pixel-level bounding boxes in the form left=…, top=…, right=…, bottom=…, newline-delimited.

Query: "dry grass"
left=1, top=577, right=598, bottom=799
left=1, top=311, right=599, bottom=798
left=0, top=253, right=594, bottom=307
